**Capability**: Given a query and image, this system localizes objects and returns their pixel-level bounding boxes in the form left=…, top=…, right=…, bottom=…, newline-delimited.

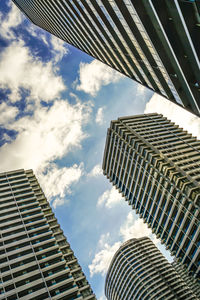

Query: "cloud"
left=97, top=186, right=123, bottom=208
left=26, top=23, right=49, bottom=46
left=89, top=233, right=121, bottom=277
left=137, top=84, right=146, bottom=96
left=119, top=212, right=154, bottom=241
left=50, top=35, right=68, bottom=63
left=89, top=212, right=159, bottom=277
left=0, top=40, right=65, bottom=103
left=145, top=94, right=200, bottom=139
left=0, top=102, right=18, bottom=126
left=27, top=25, right=68, bottom=63
left=96, top=107, right=105, bottom=125
left=2, top=133, right=13, bottom=143
left=99, top=297, right=106, bottom=300
left=88, top=164, right=102, bottom=177
left=76, top=60, right=123, bottom=96
left=0, top=2, right=23, bottom=40
left=38, top=163, right=83, bottom=208
left=0, top=99, right=92, bottom=173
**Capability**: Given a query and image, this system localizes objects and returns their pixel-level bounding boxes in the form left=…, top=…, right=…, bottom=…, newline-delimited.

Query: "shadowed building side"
left=172, top=259, right=200, bottom=298
left=12, top=0, right=200, bottom=116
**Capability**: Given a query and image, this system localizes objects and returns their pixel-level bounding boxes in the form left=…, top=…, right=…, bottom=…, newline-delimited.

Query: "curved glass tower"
left=105, top=237, right=197, bottom=300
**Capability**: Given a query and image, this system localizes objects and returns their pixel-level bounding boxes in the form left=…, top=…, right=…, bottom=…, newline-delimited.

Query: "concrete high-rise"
left=105, top=237, right=197, bottom=300
left=0, top=169, right=96, bottom=300
left=172, top=259, right=200, bottom=298
left=103, top=113, right=200, bottom=279
left=12, top=0, right=200, bottom=116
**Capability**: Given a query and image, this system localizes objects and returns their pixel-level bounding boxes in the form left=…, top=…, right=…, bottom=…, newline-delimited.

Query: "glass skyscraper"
left=0, top=169, right=96, bottom=300
left=12, top=0, right=200, bottom=116
left=105, top=237, right=197, bottom=300
left=103, top=113, right=200, bottom=280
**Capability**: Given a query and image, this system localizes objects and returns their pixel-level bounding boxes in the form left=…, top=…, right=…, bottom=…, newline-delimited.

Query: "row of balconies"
left=0, top=201, right=39, bottom=221
left=3, top=172, right=94, bottom=299
left=1, top=273, right=77, bottom=300
left=0, top=211, right=43, bottom=231
left=35, top=195, right=91, bottom=296
left=0, top=242, right=59, bottom=269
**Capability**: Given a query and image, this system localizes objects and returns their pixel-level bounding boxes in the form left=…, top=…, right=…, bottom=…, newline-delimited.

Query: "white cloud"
left=52, top=198, right=66, bottom=209
left=98, top=297, right=106, bottom=300
left=0, top=40, right=65, bottom=103
left=0, top=99, right=92, bottom=173
left=0, top=2, right=23, bottom=40
left=96, top=107, right=105, bottom=125
left=145, top=94, right=200, bottom=139
left=27, top=25, right=68, bottom=64
left=97, top=186, right=123, bottom=208
left=38, top=163, right=83, bottom=208
left=26, top=23, right=49, bottom=46
left=76, top=60, right=123, bottom=96
left=89, top=212, right=160, bottom=277
left=137, top=84, right=146, bottom=96
left=2, top=133, right=12, bottom=143
left=0, top=102, right=18, bottom=126
left=88, top=164, right=102, bottom=177
left=89, top=233, right=121, bottom=277
left=119, top=212, right=154, bottom=241
left=50, top=35, right=68, bottom=63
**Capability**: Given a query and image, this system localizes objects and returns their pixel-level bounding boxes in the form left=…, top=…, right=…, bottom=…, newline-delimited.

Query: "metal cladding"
left=0, top=169, right=96, bottom=300
left=12, top=0, right=200, bottom=116
left=105, top=237, right=197, bottom=300
left=103, top=113, right=200, bottom=279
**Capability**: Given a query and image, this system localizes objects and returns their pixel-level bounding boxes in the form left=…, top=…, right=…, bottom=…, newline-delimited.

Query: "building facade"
left=105, top=237, right=197, bottom=300
left=172, top=259, right=200, bottom=298
left=0, top=169, right=96, bottom=300
left=12, top=0, right=200, bottom=116
left=103, top=113, right=200, bottom=279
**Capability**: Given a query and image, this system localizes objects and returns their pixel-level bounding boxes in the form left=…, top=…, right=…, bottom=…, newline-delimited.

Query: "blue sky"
left=1, top=2, right=200, bottom=299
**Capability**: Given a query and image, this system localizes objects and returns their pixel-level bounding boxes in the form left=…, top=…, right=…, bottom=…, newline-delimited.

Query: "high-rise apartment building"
left=12, top=0, right=200, bottom=116
left=172, top=259, right=200, bottom=298
left=105, top=237, right=197, bottom=300
left=103, top=113, right=200, bottom=279
left=0, top=169, right=96, bottom=300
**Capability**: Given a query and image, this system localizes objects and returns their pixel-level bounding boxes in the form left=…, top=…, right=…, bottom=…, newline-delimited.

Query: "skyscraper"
left=12, top=0, right=200, bottom=116
left=103, top=113, right=200, bottom=280
left=0, top=169, right=96, bottom=300
left=172, top=259, right=200, bottom=298
left=105, top=237, right=197, bottom=300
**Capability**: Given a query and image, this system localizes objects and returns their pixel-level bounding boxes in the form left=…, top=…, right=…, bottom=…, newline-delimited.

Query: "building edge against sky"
left=0, top=169, right=96, bottom=300
left=103, top=113, right=200, bottom=281
left=105, top=237, right=198, bottom=300
left=12, top=0, right=200, bottom=116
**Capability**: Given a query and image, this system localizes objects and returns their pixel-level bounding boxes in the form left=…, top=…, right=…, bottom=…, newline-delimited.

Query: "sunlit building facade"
left=105, top=237, right=197, bottom=300
left=12, top=0, right=200, bottom=116
left=0, top=169, right=96, bottom=300
left=103, top=113, right=200, bottom=279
